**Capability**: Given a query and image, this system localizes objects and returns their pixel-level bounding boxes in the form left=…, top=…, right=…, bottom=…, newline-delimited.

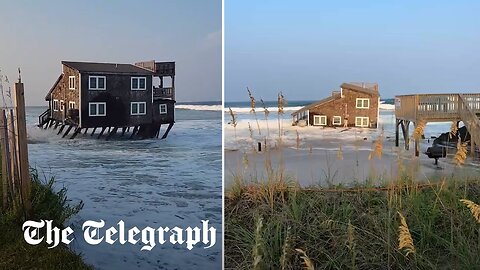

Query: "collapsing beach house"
left=292, top=82, right=380, bottom=128
left=38, top=60, right=175, bottom=139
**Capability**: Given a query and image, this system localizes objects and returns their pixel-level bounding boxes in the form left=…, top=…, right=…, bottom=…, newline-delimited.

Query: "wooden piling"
left=161, top=122, right=174, bottom=139
left=130, top=126, right=139, bottom=139
left=69, top=127, right=81, bottom=139
left=57, top=124, right=65, bottom=135
left=97, top=127, right=107, bottom=139
left=91, top=127, right=97, bottom=136
left=106, top=127, right=118, bottom=141
left=62, top=125, right=73, bottom=138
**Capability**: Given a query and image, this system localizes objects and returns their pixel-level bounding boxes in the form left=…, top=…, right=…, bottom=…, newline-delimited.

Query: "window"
left=89, top=76, right=106, bottom=90
left=131, top=77, right=146, bottom=90
left=53, top=99, right=59, bottom=111
left=159, top=104, right=167, bottom=114
left=89, top=102, right=106, bottom=116
left=131, top=102, right=146, bottom=115
left=332, top=116, right=342, bottom=125
left=355, top=117, right=369, bottom=127
left=313, top=115, right=327, bottom=126
left=356, top=98, right=370, bottom=109
left=69, top=76, right=76, bottom=89
left=68, top=101, right=75, bottom=109
left=60, top=100, right=65, bottom=111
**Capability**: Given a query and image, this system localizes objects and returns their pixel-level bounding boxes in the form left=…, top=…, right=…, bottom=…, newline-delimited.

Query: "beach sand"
left=224, top=114, right=480, bottom=188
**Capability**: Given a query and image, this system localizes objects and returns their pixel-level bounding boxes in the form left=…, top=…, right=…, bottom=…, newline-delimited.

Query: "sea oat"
left=247, top=87, right=261, bottom=135
left=412, top=120, right=426, bottom=140
left=449, top=122, right=458, bottom=139
left=337, top=145, right=343, bottom=160
left=453, top=139, right=468, bottom=166
left=253, top=217, right=264, bottom=270
left=397, top=211, right=415, bottom=256
left=460, top=199, right=480, bottom=224
left=295, top=248, right=315, bottom=270
left=228, top=107, right=238, bottom=139
left=248, top=122, right=253, bottom=138
left=280, top=226, right=291, bottom=270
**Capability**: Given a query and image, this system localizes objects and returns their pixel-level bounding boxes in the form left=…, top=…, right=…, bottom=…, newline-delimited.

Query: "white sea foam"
left=176, top=104, right=222, bottom=111
left=224, top=106, right=304, bottom=113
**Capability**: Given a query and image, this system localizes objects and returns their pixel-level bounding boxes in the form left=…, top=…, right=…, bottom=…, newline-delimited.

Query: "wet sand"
left=225, top=132, right=480, bottom=188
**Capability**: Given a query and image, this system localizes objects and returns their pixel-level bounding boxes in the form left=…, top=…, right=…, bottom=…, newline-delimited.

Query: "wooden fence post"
left=13, top=80, right=31, bottom=216
left=0, top=110, right=10, bottom=210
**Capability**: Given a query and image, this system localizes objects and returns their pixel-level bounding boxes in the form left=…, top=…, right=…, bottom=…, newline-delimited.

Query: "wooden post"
left=13, top=81, right=32, bottom=216
left=395, top=119, right=399, bottom=147
left=62, top=125, right=73, bottom=138
left=121, top=127, right=127, bottom=137
left=0, top=110, right=10, bottom=210
left=83, top=128, right=88, bottom=135
left=90, top=127, right=97, bottom=136
left=57, top=124, right=66, bottom=135
left=414, top=122, right=420, bottom=157
left=161, top=122, right=174, bottom=139
left=129, top=126, right=139, bottom=139
left=69, top=127, right=81, bottom=139
left=105, top=127, right=118, bottom=140
left=97, top=127, right=107, bottom=139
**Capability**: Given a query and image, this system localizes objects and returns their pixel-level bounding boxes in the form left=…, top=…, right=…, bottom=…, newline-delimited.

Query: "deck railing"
left=459, top=94, right=480, bottom=148
left=153, top=87, right=174, bottom=99
left=395, top=93, right=480, bottom=122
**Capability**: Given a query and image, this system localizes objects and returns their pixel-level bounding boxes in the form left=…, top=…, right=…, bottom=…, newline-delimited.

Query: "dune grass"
left=225, top=174, right=480, bottom=270
left=0, top=169, right=92, bottom=270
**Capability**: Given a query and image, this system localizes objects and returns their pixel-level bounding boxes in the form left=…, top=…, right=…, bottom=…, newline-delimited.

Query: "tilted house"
left=38, top=60, right=176, bottom=139
left=292, top=82, right=380, bottom=128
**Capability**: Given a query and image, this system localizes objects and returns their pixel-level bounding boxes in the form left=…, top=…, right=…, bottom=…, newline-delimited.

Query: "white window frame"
left=131, top=77, right=147, bottom=91
left=332, top=116, right=342, bottom=125
left=88, top=76, right=106, bottom=90
left=53, top=99, right=59, bottom=112
left=131, top=102, right=147, bottom=115
left=356, top=98, right=370, bottom=109
left=159, top=104, right=167, bottom=114
left=68, top=76, right=76, bottom=90
left=355, top=117, right=369, bottom=127
left=313, top=115, right=327, bottom=126
left=60, top=100, right=65, bottom=112
left=68, top=101, right=75, bottom=109
left=89, top=102, right=106, bottom=117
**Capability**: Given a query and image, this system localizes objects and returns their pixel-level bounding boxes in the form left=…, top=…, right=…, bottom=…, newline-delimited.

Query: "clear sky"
left=226, top=0, right=480, bottom=101
left=0, top=0, right=221, bottom=105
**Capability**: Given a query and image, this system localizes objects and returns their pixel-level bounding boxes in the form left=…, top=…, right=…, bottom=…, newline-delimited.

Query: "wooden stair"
left=459, top=94, right=480, bottom=152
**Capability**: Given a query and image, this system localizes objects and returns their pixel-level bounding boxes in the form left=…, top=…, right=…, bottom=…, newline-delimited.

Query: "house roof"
left=340, top=82, right=379, bottom=96
left=62, top=61, right=154, bottom=75
left=45, top=74, right=63, bottom=101
left=292, top=82, right=379, bottom=115
left=291, top=95, right=336, bottom=115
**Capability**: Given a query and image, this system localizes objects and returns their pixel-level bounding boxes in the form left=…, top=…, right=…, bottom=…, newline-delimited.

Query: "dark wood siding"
left=80, top=73, right=153, bottom=128
left=152, top=100, right=175, bottom=123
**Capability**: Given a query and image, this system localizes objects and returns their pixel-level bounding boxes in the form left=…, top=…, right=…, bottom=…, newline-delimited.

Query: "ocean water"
left=224, top=99, right=455, bottom=149
left=26, top=103, right=222, bottom=270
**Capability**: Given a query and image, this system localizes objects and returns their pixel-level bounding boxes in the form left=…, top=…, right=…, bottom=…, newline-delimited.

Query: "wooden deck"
left=395, top=93, right=480, bottom=157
